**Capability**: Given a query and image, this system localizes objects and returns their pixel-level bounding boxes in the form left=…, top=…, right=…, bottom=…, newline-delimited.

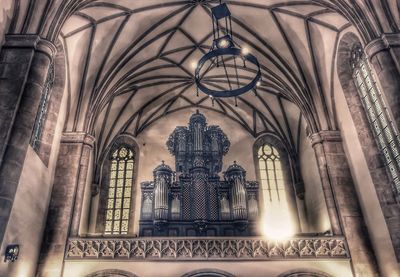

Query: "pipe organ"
left=139, top=111, right=259, bottom=236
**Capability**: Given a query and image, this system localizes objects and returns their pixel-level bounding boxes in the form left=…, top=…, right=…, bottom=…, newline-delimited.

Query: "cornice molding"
left=309, top=130, right=341, bottom=147
left=365, top=33, right=400, bottom=59
left=61, top=132, right=95, bottom=147
left=3, top=34, right=57, bottom=59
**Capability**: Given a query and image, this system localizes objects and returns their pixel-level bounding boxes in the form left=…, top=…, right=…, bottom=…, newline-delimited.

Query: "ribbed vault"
left=3, top=1, right=399, bottom=165
left=54, top=0, right=361, bottom=163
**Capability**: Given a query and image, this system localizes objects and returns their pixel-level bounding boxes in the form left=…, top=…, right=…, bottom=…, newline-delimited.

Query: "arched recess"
left=336, top=31, right=400, bottom=264
left=336, top=32, right=392, bottom=190
left=181, top=269, right=236, bottom=277
left=85, top=269, right=138, bottom=277
left=253, top=133, right=302, bottom=235
left=276, top=269, right=332, bottom=277
left=92, top=134, right=140, bottom=235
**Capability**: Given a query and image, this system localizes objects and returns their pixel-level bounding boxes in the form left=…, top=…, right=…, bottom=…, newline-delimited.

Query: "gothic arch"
left=85, top=269, right=138, bottom=277
left=253, top=133, right=301, bottom=234
left=181, top=269, right=236, bottom=277
left=94, top=134, right=140, bottom=235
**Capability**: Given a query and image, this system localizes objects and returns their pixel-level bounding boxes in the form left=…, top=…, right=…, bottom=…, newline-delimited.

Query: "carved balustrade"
left=65, top=236, right=349, bottom=260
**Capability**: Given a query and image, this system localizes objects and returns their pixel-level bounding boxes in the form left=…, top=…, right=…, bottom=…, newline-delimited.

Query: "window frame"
left=351, top=46, right=400, bottom=194
left=96, top=137, right=139, bottom=236
left=253, top=134, right=300, bottom=232
left=104, top=146, right=135, bottom=235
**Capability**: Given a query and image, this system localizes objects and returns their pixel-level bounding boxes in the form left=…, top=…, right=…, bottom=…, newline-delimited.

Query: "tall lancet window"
left=352, top=46, right=400, bottom=194
left=257, top=141, right=296, bottom=238
left=105, top=146, right=135, bottom=235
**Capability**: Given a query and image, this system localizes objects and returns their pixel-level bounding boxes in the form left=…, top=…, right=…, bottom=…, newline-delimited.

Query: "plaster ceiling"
left=59, top=0, right=352, bottom=158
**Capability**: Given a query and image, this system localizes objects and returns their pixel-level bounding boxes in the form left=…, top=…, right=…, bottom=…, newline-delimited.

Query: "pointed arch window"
left=104, top=146, right=135, bottom=235
left=258, top=144, right=285, bottom=203
left=351, top=46, right=400, bottom=194
left=256, top=141, right=297, bottom=237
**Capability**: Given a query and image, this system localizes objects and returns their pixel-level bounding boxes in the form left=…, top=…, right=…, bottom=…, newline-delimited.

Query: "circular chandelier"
left=195, top=2, right=261, bottom=99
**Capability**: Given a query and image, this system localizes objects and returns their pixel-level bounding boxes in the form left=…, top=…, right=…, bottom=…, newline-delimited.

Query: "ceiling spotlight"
left=191, top=61, right=197, bottom=69
left=218, top=39, right=230, bottom=49
left=256, top=81, right=261, bottom=87
left=241, top=47, right=250, bottom=55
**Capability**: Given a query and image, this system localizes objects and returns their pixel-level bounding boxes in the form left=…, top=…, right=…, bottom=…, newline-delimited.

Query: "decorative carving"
left=65, top=237, right=349, bottom=260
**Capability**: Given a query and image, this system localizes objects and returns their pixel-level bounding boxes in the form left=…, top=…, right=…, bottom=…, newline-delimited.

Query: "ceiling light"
left=241, top=47, right=250, bottom=55
left=194, top=2, right=261, bottom=99
left=218, top=39, right=229, bottom=48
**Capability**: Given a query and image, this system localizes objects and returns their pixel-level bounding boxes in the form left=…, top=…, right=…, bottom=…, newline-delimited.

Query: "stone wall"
left=0, top=38, right=67, bottom=277
left=335, top=31, right=400, bottom=276
left=0, top=34, right=55, bottom=251
left=62, top=260, right=353, bottom=277
left=37, top=133, right=94, bottom=277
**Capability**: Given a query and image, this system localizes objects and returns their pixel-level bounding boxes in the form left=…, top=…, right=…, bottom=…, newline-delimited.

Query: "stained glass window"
left=104, top=146, right=135, bottom=235
left=257, top=143, right=295, bottom=237
left=352, top=46, right=400, bottom=194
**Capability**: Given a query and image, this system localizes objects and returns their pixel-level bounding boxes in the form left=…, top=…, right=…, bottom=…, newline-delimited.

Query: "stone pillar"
left=0, top=35, right=56, bottom=244
left=310, top=132, right=342, bottom=235
left=37, top=132, right=93, bottom=277
left=70, top=134, right=94, bottom=236
left=310, top=131, right=379, bottom=277
left=365, top=33, right=400, bottom=129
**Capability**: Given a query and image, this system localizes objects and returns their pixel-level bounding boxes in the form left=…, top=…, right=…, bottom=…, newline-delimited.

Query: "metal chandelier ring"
left=195, top=47, right=261, bottom=98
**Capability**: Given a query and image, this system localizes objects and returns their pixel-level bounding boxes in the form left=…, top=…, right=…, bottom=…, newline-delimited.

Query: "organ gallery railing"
left=65, top=236, right=349, bottom=260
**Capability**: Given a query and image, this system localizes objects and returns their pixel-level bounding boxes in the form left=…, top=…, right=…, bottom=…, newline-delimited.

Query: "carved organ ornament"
left=139, top=111, right=259, bottom=236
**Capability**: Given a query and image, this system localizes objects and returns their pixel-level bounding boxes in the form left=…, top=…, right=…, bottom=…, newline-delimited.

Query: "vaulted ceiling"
left=57, top=0, right=357, bottom=160
left=1, top=0, right=397, bottom=162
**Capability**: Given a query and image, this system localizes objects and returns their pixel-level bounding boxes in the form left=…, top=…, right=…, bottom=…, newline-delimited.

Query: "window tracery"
left=104, top=146, right=135, bottom=235
left=258, top=144, right=285, bottom=203
left=255, top=137, right=297, bottom=236
left=351, top=46, right=400, bottom=194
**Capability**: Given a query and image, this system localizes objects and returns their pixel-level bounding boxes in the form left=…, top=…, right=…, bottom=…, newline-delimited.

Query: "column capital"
left=365, top=33, right=400, bottom=59
left=61, top=132, right=95, bottom=147
left=309, top=130, right=341, bottom=147
left=3, top=34, right=57, bottom=60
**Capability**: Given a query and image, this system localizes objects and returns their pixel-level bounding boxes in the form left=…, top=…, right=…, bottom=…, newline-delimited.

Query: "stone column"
left=365, top=33, right=400, bottom=129
left=310, top=132, right=342, bottom=235
left=0, top=35, right=56, bottom=244
left=70, top=134, right=94, bottom=236
left=310, top=131, right=379, bottom=277
left=37, top=132, right=93, bottom=277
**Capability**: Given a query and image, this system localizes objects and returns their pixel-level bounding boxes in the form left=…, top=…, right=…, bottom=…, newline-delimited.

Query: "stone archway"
left=85, top=269, right=138, bottom=277
left=276, top=269, right=332, bottom=277
left=181, top=269, right=236, bottom=277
